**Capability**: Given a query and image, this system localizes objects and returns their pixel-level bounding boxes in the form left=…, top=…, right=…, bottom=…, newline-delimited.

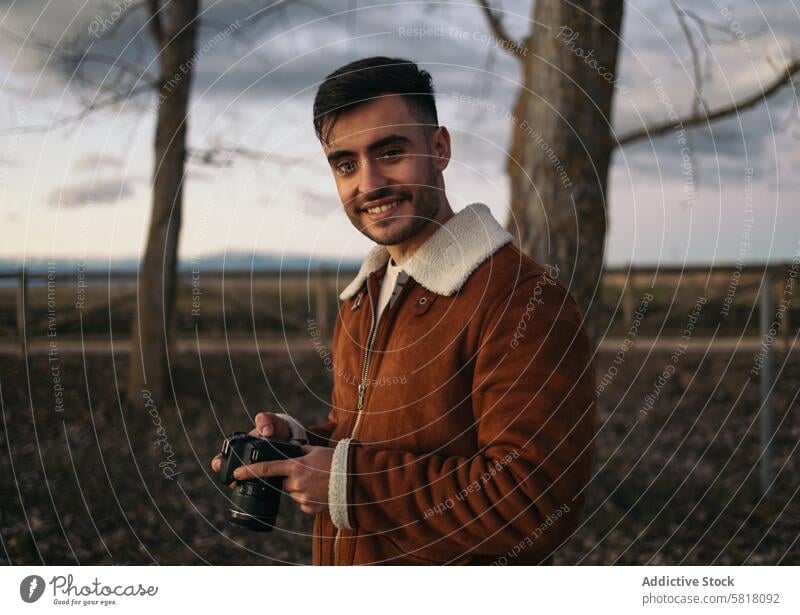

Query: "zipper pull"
left=357, top=383, right=366, bottom=409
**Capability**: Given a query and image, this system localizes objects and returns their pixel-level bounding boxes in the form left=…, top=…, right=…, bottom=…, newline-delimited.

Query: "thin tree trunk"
left=128, top=0, right=198, bottom=407
left=507, top=0, right=623, bottom=341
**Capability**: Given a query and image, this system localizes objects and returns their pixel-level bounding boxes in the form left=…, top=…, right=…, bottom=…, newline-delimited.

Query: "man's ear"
left=430, top=126, right=451, bottom=172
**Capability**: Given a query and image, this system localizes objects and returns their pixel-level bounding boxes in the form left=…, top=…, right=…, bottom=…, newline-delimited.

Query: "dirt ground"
left=0, top=345, right=797, bottom=565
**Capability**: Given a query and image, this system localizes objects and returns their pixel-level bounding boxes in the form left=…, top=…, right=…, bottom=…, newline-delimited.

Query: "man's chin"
left=361, top=219, right=428, bottom=246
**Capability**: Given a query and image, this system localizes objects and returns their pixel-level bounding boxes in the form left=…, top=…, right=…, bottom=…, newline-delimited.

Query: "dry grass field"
left=0, top=267, right=797, bottom=564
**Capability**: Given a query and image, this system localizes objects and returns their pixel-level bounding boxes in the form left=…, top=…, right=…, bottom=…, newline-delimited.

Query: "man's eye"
left=336, top=160, right=357, bottom=176
left=378, top=149, right=402, bottom=160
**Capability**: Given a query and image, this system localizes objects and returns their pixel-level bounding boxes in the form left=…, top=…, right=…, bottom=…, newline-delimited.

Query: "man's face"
left=323, top=95, right=449, bottom=246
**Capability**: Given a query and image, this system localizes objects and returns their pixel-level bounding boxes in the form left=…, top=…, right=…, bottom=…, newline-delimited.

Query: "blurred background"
left=0, top=0, right=798, bottom=564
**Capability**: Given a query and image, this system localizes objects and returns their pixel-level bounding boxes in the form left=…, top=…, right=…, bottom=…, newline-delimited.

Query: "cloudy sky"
left=0, top=0, right=798, bottom=267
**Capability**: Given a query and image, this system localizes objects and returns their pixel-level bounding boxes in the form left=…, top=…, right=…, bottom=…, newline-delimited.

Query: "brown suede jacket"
left=296, top=203, right=596, bottom=565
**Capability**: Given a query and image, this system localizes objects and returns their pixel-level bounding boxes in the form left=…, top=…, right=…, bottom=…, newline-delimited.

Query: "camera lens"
left=227, top=477, right=284, bottom=531
left=218, top=435, right=303, bottom=532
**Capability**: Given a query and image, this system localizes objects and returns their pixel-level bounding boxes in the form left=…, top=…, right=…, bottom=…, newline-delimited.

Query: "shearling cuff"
left=328, top=438, right=353, bottom=529
left=275, top=413, right=308, bottom=444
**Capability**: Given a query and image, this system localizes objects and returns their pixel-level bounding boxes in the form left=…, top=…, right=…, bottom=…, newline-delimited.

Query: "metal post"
left=16, top=269, right=27, bottom=356
left=782, top=265, right=791, bottom=350
left=622, top=275, right=634, bottom=327
left=315, top=266, right=328, bottom=340
left=759, top=276, right=775, bottom=497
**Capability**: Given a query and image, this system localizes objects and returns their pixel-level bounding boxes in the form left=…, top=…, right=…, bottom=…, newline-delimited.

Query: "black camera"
left=217, top=432, right=303, bottom=531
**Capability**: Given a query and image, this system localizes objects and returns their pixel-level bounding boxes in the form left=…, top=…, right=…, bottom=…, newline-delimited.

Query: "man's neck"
left=387, top=199, right=454, bottom=266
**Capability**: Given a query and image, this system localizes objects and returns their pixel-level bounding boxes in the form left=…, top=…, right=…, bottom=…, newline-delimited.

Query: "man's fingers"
left=248, top=412, right=275, bottom=438
left=283, top=476, right=299, bottom=494
left=291, top=493, right=324, bottom=515
left=233, top=459, right=293, bottom=481
left=211, top=454, right=222, bottom=472
left=254, top=412, right=277, bottom=437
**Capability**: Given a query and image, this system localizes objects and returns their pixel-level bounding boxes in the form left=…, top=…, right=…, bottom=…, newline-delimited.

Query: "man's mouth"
left=361, top=197, right=408, bottom=219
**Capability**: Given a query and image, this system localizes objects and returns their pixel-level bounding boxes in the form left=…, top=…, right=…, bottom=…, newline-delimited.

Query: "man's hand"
left=210, top=412, right=293, bottom=477
left=232, top=445, right=334, bottom=515
left=250, top=411, right=292, bottom=440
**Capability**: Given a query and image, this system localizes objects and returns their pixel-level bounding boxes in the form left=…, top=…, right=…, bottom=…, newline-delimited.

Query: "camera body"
left=217, top=432, right=303, bottom=531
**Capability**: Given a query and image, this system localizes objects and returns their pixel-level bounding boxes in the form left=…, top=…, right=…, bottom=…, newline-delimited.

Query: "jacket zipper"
left=334, top=279, right=380, bottom=565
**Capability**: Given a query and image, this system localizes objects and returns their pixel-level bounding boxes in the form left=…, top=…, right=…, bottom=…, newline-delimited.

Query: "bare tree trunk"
left=128, top=0, right=199, bottom=407
left=507, top=0, right=623, bottom=341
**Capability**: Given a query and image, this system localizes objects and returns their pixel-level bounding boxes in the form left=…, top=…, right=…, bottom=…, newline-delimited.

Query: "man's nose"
left=358, top=158, right=389, bottom=196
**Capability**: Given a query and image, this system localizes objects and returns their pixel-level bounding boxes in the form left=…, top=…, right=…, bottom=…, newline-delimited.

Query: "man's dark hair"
left=313, top=56, right=438, bottom=144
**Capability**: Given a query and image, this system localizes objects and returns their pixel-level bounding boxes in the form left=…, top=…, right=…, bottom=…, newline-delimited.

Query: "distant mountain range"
left=0, top=252, right=363, bottom=274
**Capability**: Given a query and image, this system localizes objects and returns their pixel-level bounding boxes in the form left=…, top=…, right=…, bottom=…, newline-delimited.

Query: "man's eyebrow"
left=326, top=134, right=412, bottom=164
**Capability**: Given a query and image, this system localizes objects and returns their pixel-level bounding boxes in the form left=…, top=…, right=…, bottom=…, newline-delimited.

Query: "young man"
left=212, top=56, right=596, bottom=565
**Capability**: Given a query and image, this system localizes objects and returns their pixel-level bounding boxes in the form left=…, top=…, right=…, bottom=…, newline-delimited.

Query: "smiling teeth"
left=366, top=200, right=402, bottom=215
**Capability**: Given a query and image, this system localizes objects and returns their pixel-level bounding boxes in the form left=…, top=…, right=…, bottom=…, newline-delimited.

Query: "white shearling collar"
left=339, top=202, right=512, bottom=300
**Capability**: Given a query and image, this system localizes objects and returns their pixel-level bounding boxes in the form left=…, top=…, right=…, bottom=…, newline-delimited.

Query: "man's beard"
left=353, top=166, right=441, bottom=246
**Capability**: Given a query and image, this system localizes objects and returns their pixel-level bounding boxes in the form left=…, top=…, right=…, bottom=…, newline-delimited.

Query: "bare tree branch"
left=672, top=0, right=709, bottom=118
left=83, top=0, right=151, bottom=42
left=476, top=0, right=527, bottom=59
left=0, top=83, right=154, bottom=136
left=679, top=7, right=768, bottom=46
left=0, top=18, right=159, bottom=136
left=779, top=94, right=800, bottom=132
left=616, top=60, right=800, bottom=147
left=187, top=145, right=304, bottom=167
left=63, top=50, right=159, bottom=87
left=0, top=23, right=157, bottom=88
left=0, top=1, right=314, bottom=144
